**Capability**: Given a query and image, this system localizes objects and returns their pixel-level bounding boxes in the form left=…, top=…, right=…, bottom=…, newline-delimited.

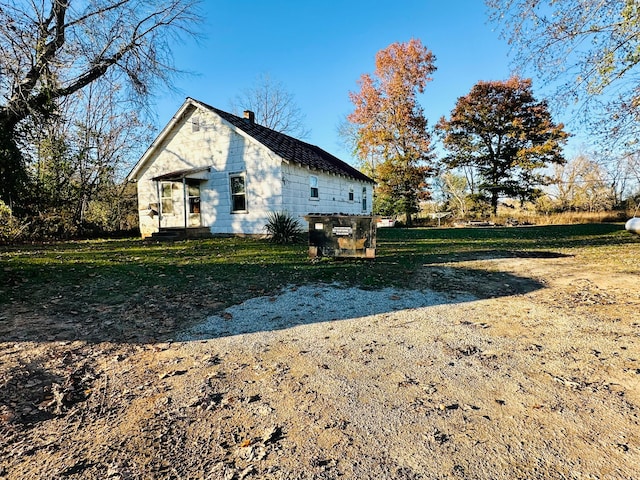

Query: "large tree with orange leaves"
left=347, top=39, right=436, bottom=225
left=437, top=76, right=568, bottom=215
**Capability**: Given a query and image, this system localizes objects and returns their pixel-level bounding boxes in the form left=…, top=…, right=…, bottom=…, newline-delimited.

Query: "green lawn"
left=1, top=223, right=637, bottom=309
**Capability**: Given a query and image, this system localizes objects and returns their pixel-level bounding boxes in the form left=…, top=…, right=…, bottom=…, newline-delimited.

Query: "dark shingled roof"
left=192, top=99, right=374, bottom=184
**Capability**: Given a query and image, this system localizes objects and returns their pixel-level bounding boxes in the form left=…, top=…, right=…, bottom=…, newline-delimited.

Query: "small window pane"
left=230, top=175, right=247, bottom=212
left=188, top=184, right=200, bottom=197
left=310, top=175, right=319, bottom=198
left=189, top=197, right=200, bottom=214
left=187, top=182, right=201, bottom=214
left=161, top=182, right=174, bottom=214
left=232, top=195, right=246, bottom=212
left=231, top=176, right=245, bottom=194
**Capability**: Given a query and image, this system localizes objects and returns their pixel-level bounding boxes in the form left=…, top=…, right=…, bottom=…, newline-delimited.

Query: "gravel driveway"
left=180, top=284, right=469, bottom=340
left=2, top=255, right=639, bottom=479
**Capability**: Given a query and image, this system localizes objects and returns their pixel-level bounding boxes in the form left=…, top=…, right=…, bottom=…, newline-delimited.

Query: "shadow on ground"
left=180, top=261, right=547, bottom=340
left=0, top=252, right=559, bottom=344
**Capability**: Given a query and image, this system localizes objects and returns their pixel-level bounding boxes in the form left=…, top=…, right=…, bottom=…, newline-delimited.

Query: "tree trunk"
left=491, top=190, right=499, bottom=215
left=0, top=111, right=28, bottom=209
left=405, top=209, right=413, bottom=227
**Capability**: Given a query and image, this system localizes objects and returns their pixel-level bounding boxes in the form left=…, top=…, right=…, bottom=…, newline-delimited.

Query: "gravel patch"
left=4, top=260, right=640, bottom=479
left=179, top=284, right=469, bottom=340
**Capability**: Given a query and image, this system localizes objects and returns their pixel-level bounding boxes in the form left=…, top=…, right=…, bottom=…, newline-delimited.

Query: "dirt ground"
left=1, top=251, right=639, bottom=479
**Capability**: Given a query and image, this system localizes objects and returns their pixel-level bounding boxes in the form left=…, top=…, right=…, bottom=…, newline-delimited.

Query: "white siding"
left=135, top=106, right=283, bottom=236
left=133, top=102, right=372, bottom=236
left=281, top=162, right=373, bottom=228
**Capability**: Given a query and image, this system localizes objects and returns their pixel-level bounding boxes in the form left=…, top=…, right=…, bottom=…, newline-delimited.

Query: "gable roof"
left=196, top=99, right=374, bottom=184
left=128, top=98, right=374, bottom=184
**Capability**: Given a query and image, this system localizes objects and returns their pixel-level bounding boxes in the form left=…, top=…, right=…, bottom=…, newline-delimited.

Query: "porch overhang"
left=152, top=165, right=212, bottom=182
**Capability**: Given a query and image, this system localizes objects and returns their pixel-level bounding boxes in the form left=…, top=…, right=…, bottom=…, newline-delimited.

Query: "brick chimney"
left=243, top=110, right=255, bottom=123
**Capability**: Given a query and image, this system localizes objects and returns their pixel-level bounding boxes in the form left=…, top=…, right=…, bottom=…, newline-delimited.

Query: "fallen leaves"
left=158, top=369, right=188, bottom=380
left=261, top=425, right=282, bottom=444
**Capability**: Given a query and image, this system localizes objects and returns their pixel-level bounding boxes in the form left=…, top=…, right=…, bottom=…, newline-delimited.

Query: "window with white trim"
left=230, top=173, right=247, bottom=213
left=362, top=187, right=367, bottom=212
left=348, top=187, right=354, bottom=202
left=161, top=182, right=174, bottom=215
left=191, top=116, right=200, bottom=132
left=310, top=175, right=319, bottom=199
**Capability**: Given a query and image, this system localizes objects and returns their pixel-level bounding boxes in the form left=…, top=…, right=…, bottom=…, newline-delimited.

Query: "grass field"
left=2, top=223, right=640, bottom=478
left=1, top=223, right=637, bottom=311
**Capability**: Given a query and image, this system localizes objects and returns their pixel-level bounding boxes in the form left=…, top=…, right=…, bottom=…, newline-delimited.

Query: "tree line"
left=0, top=0, right=200, bottom=241
left=344, top=39, right=572, bottom=224
left=2, top=1, right=639, bottom=242
left=343, top=0, right=640, bottom=224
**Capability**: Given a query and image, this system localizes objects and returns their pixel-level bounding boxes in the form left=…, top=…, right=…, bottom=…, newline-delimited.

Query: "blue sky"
left=153, top=1, right=577, bottom=163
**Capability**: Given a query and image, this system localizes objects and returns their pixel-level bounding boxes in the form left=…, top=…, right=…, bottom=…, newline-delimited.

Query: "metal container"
left=305, top=215, right=376, bottom=258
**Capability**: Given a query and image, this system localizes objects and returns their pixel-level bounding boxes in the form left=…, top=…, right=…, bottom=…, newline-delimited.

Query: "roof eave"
left=126, top=98, right=197, bottom=182
left=191, top=99, right=375, bottom=183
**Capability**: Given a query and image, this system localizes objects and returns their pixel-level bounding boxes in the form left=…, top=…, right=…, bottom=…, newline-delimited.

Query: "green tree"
left=487, top=0, right=640, bottom=149
left=437, top=76, right=568, bottom=215
left=0, top=0, right=201, bottom=209
left=0, top=200, right=27, bottom=243
left=347, top=39, right=437, bottom=225
left=28, top=81, right=150, bottom=236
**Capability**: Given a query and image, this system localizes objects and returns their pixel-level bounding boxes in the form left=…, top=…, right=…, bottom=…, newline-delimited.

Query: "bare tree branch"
left=0, top=0, right=202, bottom=127
left=229, top=73, right=311, bottom=139
left=487, top=0, right=640, bottom=151
left=0, top=0, right=202, bottom=205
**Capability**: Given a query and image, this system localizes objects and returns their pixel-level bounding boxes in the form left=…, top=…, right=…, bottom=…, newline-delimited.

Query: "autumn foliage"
left=437, top=76, right=568, bottom=214
left=348, top=39, right=437, bottom=224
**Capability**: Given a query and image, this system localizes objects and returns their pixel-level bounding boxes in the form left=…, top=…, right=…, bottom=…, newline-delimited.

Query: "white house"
left=127, top=98, right=375, bottom=238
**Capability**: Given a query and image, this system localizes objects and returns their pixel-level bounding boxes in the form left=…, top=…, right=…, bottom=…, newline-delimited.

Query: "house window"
left=161, top=182, right=174, bottom=215
left=362, top=187, right=367, bottom=212
left=348, top=187, right=354, bottom=202
left=187, top=182, right=200, bottom=214
left=230, top=173, right=247, bottom=212
left=310, top=175, right=319, bottom=199
left=191, top=116, right=200, bottom=133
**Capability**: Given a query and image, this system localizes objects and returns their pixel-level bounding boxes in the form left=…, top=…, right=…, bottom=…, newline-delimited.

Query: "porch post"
left=156, top=181, right=161, bottom=231
left=183, top=177, right=188, bottom=229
